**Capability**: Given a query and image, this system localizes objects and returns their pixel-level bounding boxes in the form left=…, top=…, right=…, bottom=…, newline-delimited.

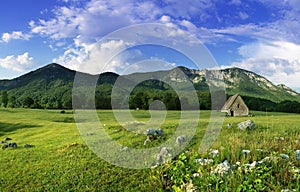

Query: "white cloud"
left=0, top=52, right=34, bottom=72
left=53, top=39, right=132, bottom=74
left=161, top=0, right=214, bottom=20
left=231, top=41, right=300, bottom=91
left=229, top=0, right=241, bottom=5
left=1, top=31, right=31, bottom=43
left=239, top=12, right=249, bottom=20
left=29, top=0, right=163, bottom=43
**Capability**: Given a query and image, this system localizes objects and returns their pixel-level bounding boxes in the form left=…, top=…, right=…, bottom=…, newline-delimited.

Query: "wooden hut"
left=221, top=94, right=249, bottom=116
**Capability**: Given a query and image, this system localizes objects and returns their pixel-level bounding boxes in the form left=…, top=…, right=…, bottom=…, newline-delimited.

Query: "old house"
left=221, top=94, right=249, bottom=116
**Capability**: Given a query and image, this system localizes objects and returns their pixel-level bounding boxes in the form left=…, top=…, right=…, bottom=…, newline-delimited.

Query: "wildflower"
left=213, top=160, right=231, bottom=176
left=210, top=149, right=219, bottom=158
left=242, top=149, right=250, bottom=154
left=197, top=158, right=213, bottom=166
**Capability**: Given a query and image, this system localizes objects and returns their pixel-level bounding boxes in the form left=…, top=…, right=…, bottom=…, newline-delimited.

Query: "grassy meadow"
left=0, top=108, right=299, bottom=191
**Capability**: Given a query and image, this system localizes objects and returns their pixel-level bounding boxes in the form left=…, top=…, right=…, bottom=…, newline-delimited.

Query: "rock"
left=86, top=132, right=95, bottom=136
left=237, top=120, right=255, bottom=131
left=24, top=144, right=34, bottom=148
left=121, top=146, right=129, bottom=151
left=157, top=147, right=171, bottom=164
left=8, top=142, right=17, bottom=148
left=159, top=147, right=170, bottom=156
left=2, top=142, right=17, bottom=149
left=157, top=154, right=164, bottom=165
left=4, top=137, right=12, bottom=142
left=2, top=144, right=8, bottom=149
left=295, top=150, right=300, bottom=162
left=280, top=154, right=289, bottom=160
left=176, top=135, right=187, bottom=146
left=135, top=121, right=144, bottom=125
left=144, top=138, right=151, bottom=146
left=146, top=128, right=164, bottom=136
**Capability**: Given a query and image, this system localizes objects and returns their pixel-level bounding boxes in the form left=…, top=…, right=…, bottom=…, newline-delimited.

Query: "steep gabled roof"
left=221, top=93, right=240, bottom=110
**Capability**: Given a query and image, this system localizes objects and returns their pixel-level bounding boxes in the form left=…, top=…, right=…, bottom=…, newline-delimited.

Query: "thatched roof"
left=221, top=93, right=240, bottom=110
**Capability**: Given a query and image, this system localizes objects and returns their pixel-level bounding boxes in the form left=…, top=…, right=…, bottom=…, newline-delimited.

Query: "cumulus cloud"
left=29, top=0, right=162, bottom=43
left=10, top=0, right=300, bottom=88
left=1, top=31, right=31, bottom=43
left=231, top=41, right=300, bottom=91
left=53, top=39, right=132, bottom=74
left=0, top=52, right=35, bottom=72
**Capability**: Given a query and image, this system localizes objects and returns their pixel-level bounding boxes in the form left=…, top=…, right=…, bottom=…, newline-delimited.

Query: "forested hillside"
left=0, top=63, right=300, bottom=113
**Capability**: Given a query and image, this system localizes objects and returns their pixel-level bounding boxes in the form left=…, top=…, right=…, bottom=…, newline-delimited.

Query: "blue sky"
left=1, top=0, right=300, bottom=91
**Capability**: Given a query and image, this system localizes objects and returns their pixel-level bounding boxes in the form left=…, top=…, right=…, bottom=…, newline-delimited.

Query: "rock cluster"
left=238, top=120, right=255, bottom=130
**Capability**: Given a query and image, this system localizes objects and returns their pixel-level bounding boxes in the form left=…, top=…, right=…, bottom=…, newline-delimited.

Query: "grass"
left=0, top=108, right=299, bottom=191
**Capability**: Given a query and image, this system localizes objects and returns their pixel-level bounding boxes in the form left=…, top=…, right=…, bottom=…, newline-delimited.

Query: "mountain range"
left=0, top=63, right=299, bottom=109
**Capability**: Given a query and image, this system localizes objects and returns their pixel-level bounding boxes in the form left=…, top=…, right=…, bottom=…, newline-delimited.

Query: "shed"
left=221, top=94, right=249, bottom=116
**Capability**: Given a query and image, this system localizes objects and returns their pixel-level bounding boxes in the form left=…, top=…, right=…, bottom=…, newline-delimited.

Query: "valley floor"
left=0, top=109, right=299, bottom=191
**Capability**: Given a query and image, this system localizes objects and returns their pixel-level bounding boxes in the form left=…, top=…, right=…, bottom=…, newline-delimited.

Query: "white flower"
left=213, top=160, right=231, bottom=176
left=210, top=149, right=219, bottom=158
left=197, top=158, right=213, bottom=166
left=242, top=149, right=251, bottom=154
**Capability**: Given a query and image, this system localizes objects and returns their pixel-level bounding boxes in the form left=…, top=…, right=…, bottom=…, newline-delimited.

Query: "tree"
left=8, top=95, right=16, bottom=108
left=129, top=92, right=149, bottom=110
left=23, top=96, right=34, bottom=108
left=2, top=91, right=8, bottom=108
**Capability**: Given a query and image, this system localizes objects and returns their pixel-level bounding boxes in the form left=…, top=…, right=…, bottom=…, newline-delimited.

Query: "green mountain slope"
left=0, top=63, right=299, bottom=109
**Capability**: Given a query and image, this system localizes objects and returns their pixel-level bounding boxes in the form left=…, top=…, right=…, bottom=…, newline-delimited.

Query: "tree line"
left=1, top=90, right=300, bottom=113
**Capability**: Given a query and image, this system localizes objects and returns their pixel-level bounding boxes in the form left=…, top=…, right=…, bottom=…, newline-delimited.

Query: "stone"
left=295, top=150, right=300, bottom=162
left=2, top=142, right=17, bottom=149
left=280, top=154, right=289, bottom=160
left=24, top=144, right=34, bottom=148
left=121, top=146, right=129, bottom=151
left=4, top=137, right=12, bottom=142
left=157, top=147, right=171, bottom=164
left=144, top=138, right=151, bottom=146
left=8, top=142, right=17, bottom=148
left=176, top=135, right=187, bottom=146
left=86, top=132, right=95, bottom=136
left=146, top=128, right=164, bottom=136
left=237, top=120, right=255, bottom=131
left=159, top=147, right=169, bottom=157
left=2, top=144, right=8, bottom=149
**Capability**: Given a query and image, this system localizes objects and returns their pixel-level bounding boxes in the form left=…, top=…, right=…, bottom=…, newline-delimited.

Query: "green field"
left=0, top=108, right=299, bottom=191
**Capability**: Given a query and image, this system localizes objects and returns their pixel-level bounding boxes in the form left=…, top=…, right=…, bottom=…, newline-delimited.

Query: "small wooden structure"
left=221, top=94, right=249, bottom=116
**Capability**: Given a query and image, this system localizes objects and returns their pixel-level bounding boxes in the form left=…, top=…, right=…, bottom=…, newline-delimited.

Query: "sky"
left=1, top=0, right=300, bottom=91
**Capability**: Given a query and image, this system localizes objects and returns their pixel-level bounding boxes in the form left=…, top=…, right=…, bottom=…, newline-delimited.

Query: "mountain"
left=180, top=67, right=299, bottom=102
left=0, top=63, right=299, bottom=109
left=0, top=63, right=119, bottom=108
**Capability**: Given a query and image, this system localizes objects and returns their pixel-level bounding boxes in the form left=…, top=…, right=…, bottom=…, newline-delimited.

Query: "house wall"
left=227, top=96, right=249, bottom=116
